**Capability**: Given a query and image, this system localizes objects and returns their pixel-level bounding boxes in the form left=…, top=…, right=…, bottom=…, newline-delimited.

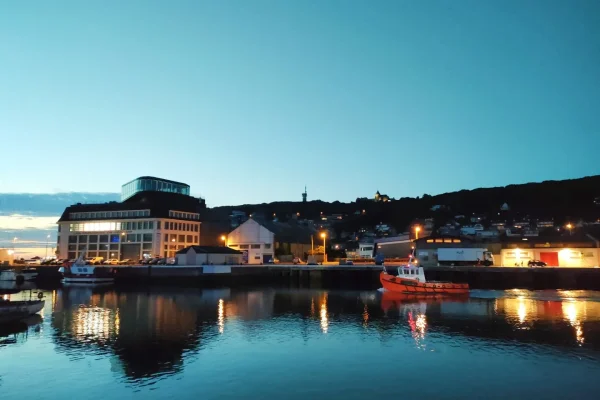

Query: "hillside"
left=206, top=175, right=600, bottom=232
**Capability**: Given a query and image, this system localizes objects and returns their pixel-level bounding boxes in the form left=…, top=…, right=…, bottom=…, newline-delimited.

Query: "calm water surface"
left=1, top=286, right=600, bottom=399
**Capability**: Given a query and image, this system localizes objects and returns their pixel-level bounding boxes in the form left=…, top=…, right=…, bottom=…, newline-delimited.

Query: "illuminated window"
left=453, top=239, right=461, bottom=243
left=435, top=239, right=443, bottom=243
left=426, top=239, right=434, bottom=243
left=443, top=239, right=452, bottom=243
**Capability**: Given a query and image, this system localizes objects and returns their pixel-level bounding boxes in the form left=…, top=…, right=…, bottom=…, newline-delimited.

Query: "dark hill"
left=205, top=175, right=600, bottom=232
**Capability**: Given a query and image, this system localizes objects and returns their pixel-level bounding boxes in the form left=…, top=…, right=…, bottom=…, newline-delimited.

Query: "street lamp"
left=566, top=223, right=573, bottom=236
left=220, top=235, right=227, bottom=246
left=415, top=226, right=421, bottom=240
left=45, top=234, right=51, bottom=259
left=320, top=232, right=327, bottom=263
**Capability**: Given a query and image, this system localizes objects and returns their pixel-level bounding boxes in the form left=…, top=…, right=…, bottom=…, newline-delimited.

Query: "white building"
left=176, top=246, right=242, bottom=265
left=57, top=177, right=204, bottom=261
left=226, top=219, right=275, bottom=264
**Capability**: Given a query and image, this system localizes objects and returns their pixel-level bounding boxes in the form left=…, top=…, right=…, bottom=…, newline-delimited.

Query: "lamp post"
left=45, top=234, right=51, bottom=259
left=320, top=232, right=327, bottom=263
left=220, top=235, right=227, bottom=246
left=566, top=223, right=573, bottom=236
left=415, top=226, right=421, bottom=240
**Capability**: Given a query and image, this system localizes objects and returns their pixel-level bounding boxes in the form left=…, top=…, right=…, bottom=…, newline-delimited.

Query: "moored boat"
left=0, top=299, right=45, bottom=324
left=0, top=269, right=18, bottom=281
left=59, top=248, right=115, bottom=285
left=380, top=262, right=469, bottom=295
left=20, top=267, right=38, bottom=281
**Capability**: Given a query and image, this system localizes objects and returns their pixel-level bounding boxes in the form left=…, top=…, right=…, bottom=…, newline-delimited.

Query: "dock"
left=31, top=264, right=600, bottom=290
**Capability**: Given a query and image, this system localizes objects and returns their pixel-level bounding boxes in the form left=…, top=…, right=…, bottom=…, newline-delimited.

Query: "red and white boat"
left=380, top=261, right=469, bottom=295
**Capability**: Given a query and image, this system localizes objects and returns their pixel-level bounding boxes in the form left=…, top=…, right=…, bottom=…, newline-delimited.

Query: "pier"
left=32, top=264, right=600, bottom=290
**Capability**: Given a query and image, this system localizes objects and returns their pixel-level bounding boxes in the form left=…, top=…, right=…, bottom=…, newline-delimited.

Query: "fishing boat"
left=380, top=259, right=469, bottom=295
left=59, top=248, right=115, bottom=285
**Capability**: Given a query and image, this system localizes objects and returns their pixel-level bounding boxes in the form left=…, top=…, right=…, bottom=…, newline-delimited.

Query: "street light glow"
left=320, top=232, right=326, bottom=238
left=220, top=235, right=226, bottom=242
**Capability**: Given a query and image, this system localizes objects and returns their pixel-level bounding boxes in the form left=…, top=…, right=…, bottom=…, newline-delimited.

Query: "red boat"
left=380, top=264, right=469, bottom=295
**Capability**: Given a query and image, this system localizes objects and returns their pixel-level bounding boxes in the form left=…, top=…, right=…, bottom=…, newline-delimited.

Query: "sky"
left=1, top=0, right=599, bottom=206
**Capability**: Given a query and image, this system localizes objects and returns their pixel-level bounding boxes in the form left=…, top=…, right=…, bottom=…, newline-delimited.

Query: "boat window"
left=426, top=239, right=433, bottom=243
left=444, top=239, right=452, bottom=243
left=435, top=239, right=443, bottom=243
left=453, top=239, right=461, bottom=243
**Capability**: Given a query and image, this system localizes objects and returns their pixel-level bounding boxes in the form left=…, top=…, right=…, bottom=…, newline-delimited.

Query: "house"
left=176, top=246, right=242, bottom=265
left=226, top=218, right=315, bottom=264
left=500, top=234, right=600, bottom=267
left=374, top=191, right=390, bottom=202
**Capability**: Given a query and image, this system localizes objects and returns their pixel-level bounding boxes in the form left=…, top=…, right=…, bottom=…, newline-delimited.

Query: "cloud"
left=0, top=214, right=58, bottom=231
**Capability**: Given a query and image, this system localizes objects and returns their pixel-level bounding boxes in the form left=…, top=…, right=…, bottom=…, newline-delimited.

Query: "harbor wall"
left=31, top=265, right=600, bottom=290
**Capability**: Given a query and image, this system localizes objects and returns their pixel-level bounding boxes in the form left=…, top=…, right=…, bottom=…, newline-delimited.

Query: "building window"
left=89, top=244, right=98, bottom=251
left=194, top=224, right=199, bottom=232
left=89, top=235, right=98, bottom=243
left=99, top=235, right=109, bottom=243
left=68, top=245, right=77, bottom=251
left=148, top=221, right=154, bottom=230
left=186, top=235, right=193, bottom=242
left=126, top=234, right=136, bottom=242
left=157, top=221, right=161, bottom=230
left=240, top=245, right=249, bottom=249
left=110, top=234, right=120, bottom=243
left=178, top=235, right=185, bottom=242
left=251, top=244, right=261, bottom=249
left=110, top=244, right=119, bottom=250
left=264, top=244, right=271, bottom=249
left=68, top=236, right=77, bottom=244
left=193, top=236, right=198, bottom=243
left=143, top=233, right=153, bottom=242
left=142, top=243, right=153, bottom=250
left=229, top=244, right=238, bottom=248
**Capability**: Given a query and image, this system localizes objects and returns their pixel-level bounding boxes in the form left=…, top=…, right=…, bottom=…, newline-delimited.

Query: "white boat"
left=0, top=299, right=45, bottom=324
left=0, top=269, right=17, bottom=281
left=59, top=248, right=115, bottom=285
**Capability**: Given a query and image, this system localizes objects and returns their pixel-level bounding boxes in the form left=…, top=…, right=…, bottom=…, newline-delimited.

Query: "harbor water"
left=1, top=286, right=599, bottom=399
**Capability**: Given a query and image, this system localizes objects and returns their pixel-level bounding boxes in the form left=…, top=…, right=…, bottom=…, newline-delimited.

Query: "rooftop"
left=176, top=246, right=242, bottom=255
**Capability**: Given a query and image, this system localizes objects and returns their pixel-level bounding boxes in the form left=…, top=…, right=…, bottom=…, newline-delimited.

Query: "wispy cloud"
left=0, top=214, right=58, bottom=231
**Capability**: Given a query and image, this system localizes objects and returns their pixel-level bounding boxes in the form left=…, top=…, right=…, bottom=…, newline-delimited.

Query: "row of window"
left=169, top=211, right=200, bottom=220
left=163, top=221, right=199, bottom=232
left=228, top=243, right=271, bottom=250
left=68, top=233, right=198, bottom=244
left=68, top=220, right=199, bottom=233
left=69, top=210, right=150, bottom=220
left=426, top=239, right=462, bottom=244
left=164, top=234, right=198, bottom=243
left=68, top=233, right=154, bottom=244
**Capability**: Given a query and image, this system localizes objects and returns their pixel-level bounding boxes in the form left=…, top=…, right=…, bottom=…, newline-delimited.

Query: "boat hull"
left=380, top=272, right=469, bottom=295
left=62, top=277, right=114, bottom=284
left=0, top=300, right=45, bottom=324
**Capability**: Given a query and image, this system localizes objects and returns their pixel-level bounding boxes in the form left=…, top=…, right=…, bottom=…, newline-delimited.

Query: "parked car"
left=26, top=259, right=41, bottom=265
left=148, top=257, right=161, bottom=265
left=156, top=258, right=167, bottom=265
left=528, top=260, right=547, bottom=267
left=104, top=259, right=119, bottom=265
left=118, top=259, right=132, bottom=265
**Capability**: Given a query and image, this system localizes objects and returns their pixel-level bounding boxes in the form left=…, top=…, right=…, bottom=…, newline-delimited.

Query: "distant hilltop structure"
left=302, top=186, right=307, bottom=203
left=374, top=190, right=390, bottom=203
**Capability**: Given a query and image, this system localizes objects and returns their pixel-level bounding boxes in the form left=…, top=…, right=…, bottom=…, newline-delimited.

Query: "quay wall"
left=32, top=265, right=600, bottom=290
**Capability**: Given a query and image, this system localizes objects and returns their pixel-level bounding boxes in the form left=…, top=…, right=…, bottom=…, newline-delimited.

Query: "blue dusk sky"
left=1, top=0, right=598, bottom=206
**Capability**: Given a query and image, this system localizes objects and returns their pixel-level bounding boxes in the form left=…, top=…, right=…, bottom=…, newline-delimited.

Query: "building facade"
left=57, top=177, right=204, bottom=261
left=226, top=219, right=275, bottom=264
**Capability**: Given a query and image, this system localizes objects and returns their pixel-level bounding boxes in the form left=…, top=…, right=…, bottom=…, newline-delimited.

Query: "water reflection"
left=41, top=286, right=600, bottom=386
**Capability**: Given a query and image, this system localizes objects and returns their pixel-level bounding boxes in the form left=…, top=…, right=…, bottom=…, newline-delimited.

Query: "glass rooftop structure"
left=121, top=176, right=190, bottom=201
